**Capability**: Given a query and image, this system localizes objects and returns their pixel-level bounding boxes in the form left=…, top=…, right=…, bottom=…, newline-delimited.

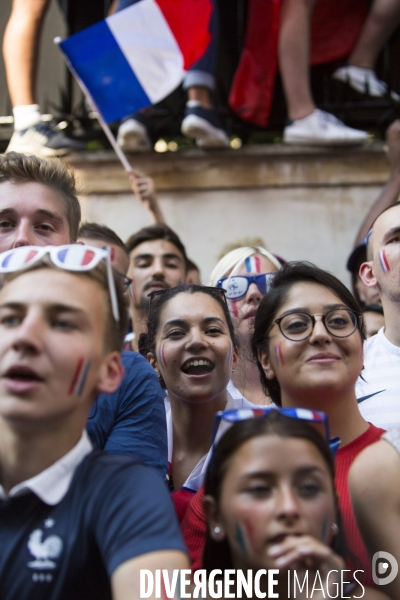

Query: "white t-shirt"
left=356, top=327, right=400, bottom=430
left=164, top=381, right=272, bottom=492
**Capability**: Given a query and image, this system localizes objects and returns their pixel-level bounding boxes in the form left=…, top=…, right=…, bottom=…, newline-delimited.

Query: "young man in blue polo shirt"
left=0, top=152, right=168, bottom=479
left=0, top=246, right=187, bottom=600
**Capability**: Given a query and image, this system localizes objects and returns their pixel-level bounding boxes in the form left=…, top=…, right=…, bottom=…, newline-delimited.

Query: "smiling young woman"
left=143, top=285, right=241, bottom=520
left=202, top=412, right=389, bottom=600
left=181, top=263, right=385, bottom=583
left=250, top=262, right=386, bottom=585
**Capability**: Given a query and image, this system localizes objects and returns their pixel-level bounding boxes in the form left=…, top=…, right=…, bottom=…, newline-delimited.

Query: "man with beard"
left=125, top=225, right=187, bottom=352
left=357, top=203, right=400, bottom=429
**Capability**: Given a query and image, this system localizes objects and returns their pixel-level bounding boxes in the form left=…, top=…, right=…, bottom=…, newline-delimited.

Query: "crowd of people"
left=0, top=126, right=399, bottom=599
left=2, top=1, right=400, bottom=598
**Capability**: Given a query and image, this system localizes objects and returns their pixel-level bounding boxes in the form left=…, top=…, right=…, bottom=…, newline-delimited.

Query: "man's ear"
left=257, top=347, right=276, bottom=381
left=359, top=261, right=378, bottom=289
left=203, top=495, right=226, bottom=542
left=97, top=351, right=125, bottom=394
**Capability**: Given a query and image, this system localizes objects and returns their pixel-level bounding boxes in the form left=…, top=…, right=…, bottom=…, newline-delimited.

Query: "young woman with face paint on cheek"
left=210, top=247, right=282, bottom=407
left=144, top=285, right=240, bottom=521
left=202, top=412, right=388, bottom=600
left=251, top=262, right=387, bottom=586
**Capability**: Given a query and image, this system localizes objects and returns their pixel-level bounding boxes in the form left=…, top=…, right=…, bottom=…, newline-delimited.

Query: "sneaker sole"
left=181, top=115, right=230, bottom=147
left=5, top=142, right=70, bottom=157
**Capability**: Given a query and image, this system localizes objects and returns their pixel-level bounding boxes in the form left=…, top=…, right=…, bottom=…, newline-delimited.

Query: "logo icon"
left=27, top=529, right=63, bottom=570
left=372, top=551, right=398, bottom=585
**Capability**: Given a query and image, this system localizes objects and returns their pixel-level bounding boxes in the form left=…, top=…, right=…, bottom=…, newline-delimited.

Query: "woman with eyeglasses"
left=142, top=284, right=240, bottom=521
left=210, top=246, right=282, bottom=407
left=182, top=262, right=384, bottom=584
left=203, top=411, right=388, bottom=599
left=248, top=261, right=386, bottom=586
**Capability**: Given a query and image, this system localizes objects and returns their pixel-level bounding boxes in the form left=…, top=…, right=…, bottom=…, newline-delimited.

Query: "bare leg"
left=187, top=86, right=212, bottom=109
left=349, top=0, right=400, bottom=68
left=278, top=0, right=317, bottom=120
left=3, top=0, right=51, bottom=107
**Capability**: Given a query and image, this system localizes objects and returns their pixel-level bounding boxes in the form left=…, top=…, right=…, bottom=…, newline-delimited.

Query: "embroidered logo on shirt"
left=27, top=529, right=63, bottom=570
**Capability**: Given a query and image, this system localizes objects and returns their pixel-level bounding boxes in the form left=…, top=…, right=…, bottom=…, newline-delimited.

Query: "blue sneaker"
left=6, top=121, right=85, bottom=157
left=181, top=104, right=230, bottom=148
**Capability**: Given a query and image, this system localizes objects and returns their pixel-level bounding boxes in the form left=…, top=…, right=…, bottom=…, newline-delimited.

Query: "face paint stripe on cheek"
left=243, top=518, right=258, bottom=553
left=231, top=300, right=239, bottom=318
left=234, top=523, right=248, bottom=557
left=68, top=358, right=83, bottom=395
left=75, top=360, right=91, bottom=397
left=274, top=343, right=284, bottom=366
left=379, top=249, right=390, bottom=273
left=158, top=344, right=167, bottom=369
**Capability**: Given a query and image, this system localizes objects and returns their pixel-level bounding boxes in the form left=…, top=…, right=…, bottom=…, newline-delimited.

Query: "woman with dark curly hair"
left=142, top=284, right=239, bottom=521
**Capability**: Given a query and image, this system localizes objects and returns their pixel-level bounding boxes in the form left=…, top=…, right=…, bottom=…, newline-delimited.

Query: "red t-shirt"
left=181, top=424, right=385, bottom=585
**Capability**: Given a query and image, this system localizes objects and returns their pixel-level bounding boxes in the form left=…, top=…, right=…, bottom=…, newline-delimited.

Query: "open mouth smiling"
left=181, top=358, right=215, bottom=376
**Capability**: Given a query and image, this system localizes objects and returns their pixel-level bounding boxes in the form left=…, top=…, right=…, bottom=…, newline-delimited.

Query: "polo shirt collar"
left=0, top=430, right=92, bottom=505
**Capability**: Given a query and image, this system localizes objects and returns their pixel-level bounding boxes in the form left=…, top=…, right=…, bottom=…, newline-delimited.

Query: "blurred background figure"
left=362, top=304, right=385, bottom=338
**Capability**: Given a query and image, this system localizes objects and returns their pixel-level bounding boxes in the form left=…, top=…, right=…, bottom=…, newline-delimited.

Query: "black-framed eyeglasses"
left=217, top=273, right=275, bottom=300
left=268, top=309, right=361, bottom=341
left=147, top=285, right=228, bottom=315
left=211, top=407, right=341, bottom=458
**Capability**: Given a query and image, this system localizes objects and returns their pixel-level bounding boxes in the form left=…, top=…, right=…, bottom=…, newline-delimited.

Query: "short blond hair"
left=209, top=246, right=281, bottom=286
left=0, top=152, right=81, bottom=241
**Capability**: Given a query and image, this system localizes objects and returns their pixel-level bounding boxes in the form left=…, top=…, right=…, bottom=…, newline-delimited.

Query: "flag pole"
left=54, top=36, right=135, bottom=177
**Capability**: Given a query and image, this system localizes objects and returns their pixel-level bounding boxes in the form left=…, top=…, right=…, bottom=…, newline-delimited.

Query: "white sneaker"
left=283, top=109, right=368, bottom=146
left=181, top=105, right=230, bottom=148
left=332, top=65, right=400, bottom=102
left=117, top=118, right=151, bottom=152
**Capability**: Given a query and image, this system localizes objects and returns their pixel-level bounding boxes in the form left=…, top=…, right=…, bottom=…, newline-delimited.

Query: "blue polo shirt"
left=0, top=451, right=186, bottom=600
left=87, top=350, right=168, bottom=479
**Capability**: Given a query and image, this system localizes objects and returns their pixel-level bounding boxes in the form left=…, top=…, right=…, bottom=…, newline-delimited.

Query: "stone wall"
left=69, top=142, right=390, bottom=287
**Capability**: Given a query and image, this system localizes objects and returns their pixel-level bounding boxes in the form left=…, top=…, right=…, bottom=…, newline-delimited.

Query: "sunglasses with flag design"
left=211, top=407, right=341, bottom=458
left=0, top=245, right=120, bottom=322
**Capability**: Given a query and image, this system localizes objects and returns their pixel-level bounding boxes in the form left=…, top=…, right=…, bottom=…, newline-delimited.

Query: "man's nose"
left=12, top=313, right=44, bottom=354
left=150, top=258, right=165, bottom=278
left=11, top=222, right=35, bottom=248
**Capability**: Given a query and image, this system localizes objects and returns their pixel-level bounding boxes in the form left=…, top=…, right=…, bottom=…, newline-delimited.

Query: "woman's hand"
left=267, top=534, right=346, bottom=599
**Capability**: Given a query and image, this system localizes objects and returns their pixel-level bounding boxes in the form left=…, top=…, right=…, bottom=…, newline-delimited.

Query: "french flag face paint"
left=244, top=256, right=261, bottom=274
left=230, top=300, right=239, bottom=318
left=158, top=344, right=167, bottom=369
left=379, top=249, right=390, bottom=273
left=68, top=358, right=91, bottom=396
left=274, top=343, right=284, bottom=366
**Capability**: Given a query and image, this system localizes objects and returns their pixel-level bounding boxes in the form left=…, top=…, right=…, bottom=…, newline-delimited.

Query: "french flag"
left=58, top=0, right=213, bottom=124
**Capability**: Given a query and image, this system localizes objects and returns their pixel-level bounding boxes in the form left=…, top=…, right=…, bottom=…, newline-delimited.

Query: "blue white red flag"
left=58, top=0, right=213, bottom=123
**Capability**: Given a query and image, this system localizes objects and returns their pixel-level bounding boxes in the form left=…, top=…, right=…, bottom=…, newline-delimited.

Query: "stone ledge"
left=67, top=141, right=390, bottom=195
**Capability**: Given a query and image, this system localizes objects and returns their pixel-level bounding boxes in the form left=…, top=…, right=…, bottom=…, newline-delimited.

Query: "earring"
left=214, top=526, right=221, bottom=534
left=331, top=523, right=338, bottom=534
left=232, top=368, right=236, bottom=373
